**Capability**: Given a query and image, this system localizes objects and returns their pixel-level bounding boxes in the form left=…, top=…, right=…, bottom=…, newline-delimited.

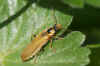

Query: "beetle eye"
left=47, top=28, right=52, bottom=33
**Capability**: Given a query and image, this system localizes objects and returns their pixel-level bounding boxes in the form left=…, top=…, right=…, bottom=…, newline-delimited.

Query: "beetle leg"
left=34, top=55, right=38, bottom=63
left=49, top=39, right=56, bottom=53
left=55, top=37, right=64, bottom=40
left=50, top=39, right=53, bottom=48
left=53, top=36, right=64, bottom=40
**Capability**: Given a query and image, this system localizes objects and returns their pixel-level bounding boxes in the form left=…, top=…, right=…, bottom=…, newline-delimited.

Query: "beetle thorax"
left=48, top=29, right=55, bottom=36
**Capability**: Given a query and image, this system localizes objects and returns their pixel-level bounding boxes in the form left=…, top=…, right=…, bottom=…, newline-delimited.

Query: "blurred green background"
left=69, top=4, right=100, bottom=66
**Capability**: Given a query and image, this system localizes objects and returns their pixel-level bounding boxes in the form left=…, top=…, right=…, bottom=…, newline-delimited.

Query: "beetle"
left=21, top=24, right=62, bottom=61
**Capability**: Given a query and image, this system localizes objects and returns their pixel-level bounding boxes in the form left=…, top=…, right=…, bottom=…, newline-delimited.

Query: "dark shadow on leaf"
left=37, top=0, right=73, bottom=15
left=37, top=0, right=100, bottom=16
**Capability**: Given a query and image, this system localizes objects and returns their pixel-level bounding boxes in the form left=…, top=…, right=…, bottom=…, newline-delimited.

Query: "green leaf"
left=0, top=0, right=90, bottom=66
left=3, top=31, right=90, bottom=66
left=86, top=0, right=100, bottom=7
left=62, top=0, right=84, bottom=8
